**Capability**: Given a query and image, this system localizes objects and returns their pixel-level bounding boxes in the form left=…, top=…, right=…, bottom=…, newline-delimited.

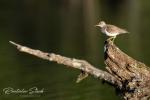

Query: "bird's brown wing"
left=106, top=24, right=129, bottom=34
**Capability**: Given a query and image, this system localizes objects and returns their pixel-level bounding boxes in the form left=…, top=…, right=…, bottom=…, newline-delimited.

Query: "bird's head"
left=95, top=21, right=106, bottom=28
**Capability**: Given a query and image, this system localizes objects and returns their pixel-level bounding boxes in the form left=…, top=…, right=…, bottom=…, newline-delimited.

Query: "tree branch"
left=9, top=40, right=150, bottom=100
left=9, top=41, right=121, bottom=87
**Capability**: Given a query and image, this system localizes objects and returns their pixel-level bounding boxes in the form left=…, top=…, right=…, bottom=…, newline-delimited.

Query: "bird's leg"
left=107, top=37, right=114, bottom=41
left=112, top=36, right=116, bottom=42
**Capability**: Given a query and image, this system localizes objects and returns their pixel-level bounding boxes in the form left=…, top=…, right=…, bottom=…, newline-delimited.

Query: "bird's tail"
left=121, top=29, right=129, bottom=34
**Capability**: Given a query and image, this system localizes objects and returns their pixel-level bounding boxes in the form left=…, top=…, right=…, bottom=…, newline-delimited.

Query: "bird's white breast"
left=103, top=29, right=118, bottom=37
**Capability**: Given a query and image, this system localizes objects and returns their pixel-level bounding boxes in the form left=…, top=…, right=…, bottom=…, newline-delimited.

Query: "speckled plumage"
left=96, top=21, right=129, bottom=37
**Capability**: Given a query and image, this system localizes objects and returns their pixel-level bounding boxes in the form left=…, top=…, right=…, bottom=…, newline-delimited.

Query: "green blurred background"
left=0, top=0, right=150, bottom=100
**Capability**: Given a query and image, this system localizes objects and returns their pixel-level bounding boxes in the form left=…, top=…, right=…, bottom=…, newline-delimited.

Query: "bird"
left=95, top=21, right=129, bottom=42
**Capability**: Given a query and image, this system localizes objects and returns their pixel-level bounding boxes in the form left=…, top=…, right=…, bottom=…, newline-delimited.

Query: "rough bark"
left=105, top=40, right=150, bottom=100
left=9, top=40, right=150, bottom=100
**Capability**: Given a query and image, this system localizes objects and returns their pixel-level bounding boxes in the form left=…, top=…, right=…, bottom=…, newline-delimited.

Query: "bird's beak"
left=94, top=24, right=99, bottom=27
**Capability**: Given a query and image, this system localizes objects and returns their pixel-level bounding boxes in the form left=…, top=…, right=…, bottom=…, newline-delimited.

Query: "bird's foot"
left=107, top=36, right=116, bottom=43
left=107, top=37, right=113, bottom=41
left=107, top=37, right=112, bottom=41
